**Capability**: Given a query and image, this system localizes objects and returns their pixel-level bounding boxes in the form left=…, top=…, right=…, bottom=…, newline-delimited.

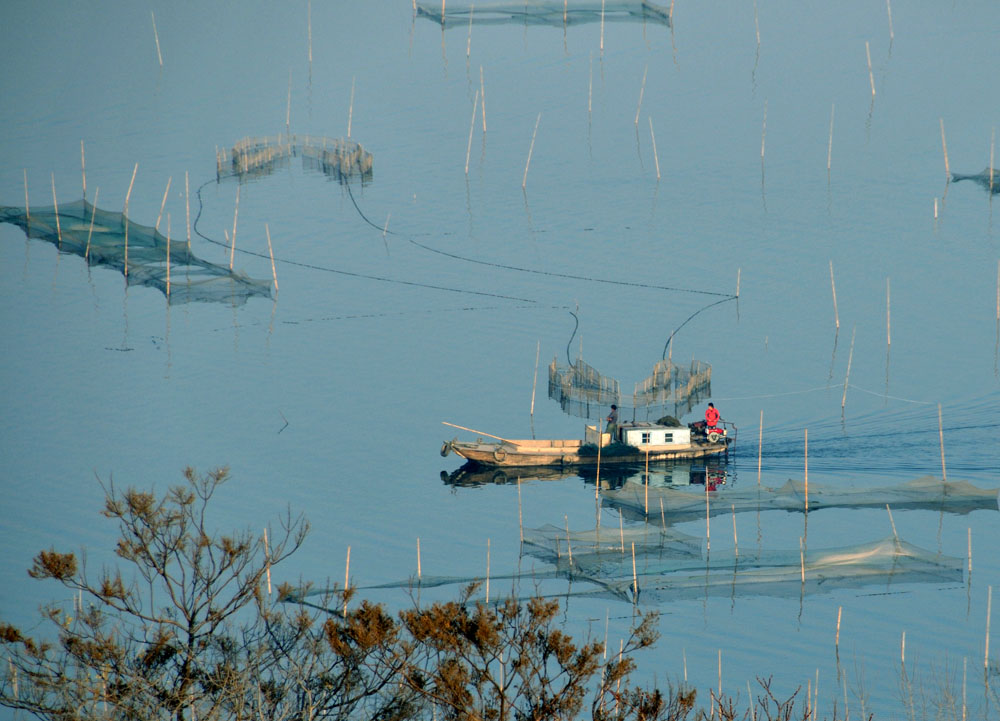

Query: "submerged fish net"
left=417, top=0, right=672, bottom=28
left=217, top=134, right=373, bottom=185
left=0, top=200, right=273, bottom=305
left=521, top=523, right=702, bottom=572
left=603, top=475, right=1000, bottom=524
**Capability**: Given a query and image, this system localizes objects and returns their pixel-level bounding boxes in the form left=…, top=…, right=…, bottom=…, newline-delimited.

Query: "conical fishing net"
left=217, top=134, right=373, bottom=185
left=548, top=357, right=621, bottom=419
left=633, top=359, right=712, bottom=418
left=0, top=200, right=273, bottom=305
left=417, top=0, right=672, bottom=28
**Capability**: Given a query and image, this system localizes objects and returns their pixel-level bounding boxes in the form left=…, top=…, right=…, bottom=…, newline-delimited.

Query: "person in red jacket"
left=705, top=402, right=720, bottom=431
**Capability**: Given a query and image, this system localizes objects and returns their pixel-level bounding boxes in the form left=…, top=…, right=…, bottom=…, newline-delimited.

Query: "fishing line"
left=194, top=179, right=537, bottom=303
left=344, top=182, right=736, bottom=298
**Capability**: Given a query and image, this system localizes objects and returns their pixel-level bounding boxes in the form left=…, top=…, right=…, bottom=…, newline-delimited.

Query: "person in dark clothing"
left=606, top=404, right=619, bottom=441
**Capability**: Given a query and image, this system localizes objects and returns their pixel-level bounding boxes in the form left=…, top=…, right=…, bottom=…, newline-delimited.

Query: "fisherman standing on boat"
left=606, top=404, right=619, bottom=442
left=705, top=402, right=721, bottom=431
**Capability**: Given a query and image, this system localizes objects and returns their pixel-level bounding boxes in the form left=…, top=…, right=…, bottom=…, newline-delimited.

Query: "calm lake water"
left=1, top=1, right=998, bottom=718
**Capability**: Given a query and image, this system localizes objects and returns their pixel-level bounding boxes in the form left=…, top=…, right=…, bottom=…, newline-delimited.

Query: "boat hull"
left=449, top=438, right=729, bottom=468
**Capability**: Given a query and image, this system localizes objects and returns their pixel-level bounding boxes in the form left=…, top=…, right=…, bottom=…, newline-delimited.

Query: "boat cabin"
left=585, top=421, right=691, bottom=449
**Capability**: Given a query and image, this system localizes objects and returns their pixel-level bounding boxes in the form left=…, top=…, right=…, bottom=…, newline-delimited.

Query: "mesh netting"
left=952, top=167, right=999, bottom=194
left=633, top=359, right=712, bottom=418
left=603, top=475, right=1000, bottom=524
left=217, top=134, right=373, bottom=185
left=417, top=0, right=672, bottom=28
left=521, top=523, right=701, bottom=571
left=548, top=357, right=621, bottom=419
left=0, top=200, right=273, bottom=305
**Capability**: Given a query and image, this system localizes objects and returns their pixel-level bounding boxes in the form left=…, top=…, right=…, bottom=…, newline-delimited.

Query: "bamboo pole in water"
left=480, top=66, right=487, bottom=133
left=486, top=538, right=491, bottom=603
left=866, top=41, right=875, bottom=97
left=85, top=187, right=99, bottom=259
left=522, top=113, right=541, bottom=189
left=827, top=104, right=835, bottom=171
left=263, top=527, right=271, bottom=594
left=830, top=261, right=840, bottom=329
left=940, top=119, right=951, bottom=180
left=886, top=277, right=891, bottom=348
left=417, top=537, right=421, bottom=580
left=886, top=0, right=894, bottom=40
left=836, top=606, right=842, bottom=651
left=81, top=140, right=87, bottom=202
left=230, top=185, right=240, bottom=270
left=886, top=504, right=898, bottom=540
left=986, top=585, right=992, bottom=671
left=343, top=545, right=351, bottom=617
left=185, top=171, right=191, bottom=250
left=938, top=403, right=947, bottom=481
left=842, top=326, right=855, bottom=408
left=757, top=410, right=763, bottom=485
left=265, top=223, right=278, bottom=292
left=50, top=173, right=62, bottom=244
left=804, top=428, right=808, bottom=512
left=517, top=477, right=523, bottom=544
left=151, top=11, right=163, bottom=67
left=530, top=340, right=540, bottom=421
left=166, top=213, right=171, bottom=298
left=649, top=116, right=660, bottom=180
left=465, top=90, right=479, bottom=175
left=634, top=65, right=647, bottom=126
left=347, top=76, right=356, bottom=138
left=155, top=176, right=171, bottom=233
left=123, top=163, right=138, bottom=277
left=631, top=542, right=637, bottom=603
left=23, top=169, right=30, bottom=223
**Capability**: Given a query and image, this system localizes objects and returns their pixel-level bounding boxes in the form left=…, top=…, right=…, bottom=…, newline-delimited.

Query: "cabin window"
left=641, top=432, right=650, bottom=444
left=663, top=432, right=674, bottom=443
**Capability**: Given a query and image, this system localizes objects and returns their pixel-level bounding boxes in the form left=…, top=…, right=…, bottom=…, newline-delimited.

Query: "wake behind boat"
left=440, top=419, right=732, bottom=468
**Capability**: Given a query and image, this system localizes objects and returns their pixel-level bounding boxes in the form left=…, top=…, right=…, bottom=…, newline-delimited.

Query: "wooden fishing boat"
left=441, top=420, right=731, bottom=468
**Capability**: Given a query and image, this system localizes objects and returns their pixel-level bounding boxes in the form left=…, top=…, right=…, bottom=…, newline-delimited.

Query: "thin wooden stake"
left=185, top=171, right=191, bottom=249
left=830, top=261, right=840, bottom=329
left=151, top=11, right=163, bottom=67
left=631, top=541, right=638, bottom=602
left=522, top=113, right=541, bottom=189
left=886, top=504, right=898, bottom=540
left=417, top=537, right=422, bottom=579
left=886, top=277, right=891, bottom=347
left=480, top=66, right=487, bottom=133
left=987, top=585, right=993, bottom=671
left=736, top=268, right=741, bottom=298
left=230, top=185, right=240, bottom=270
left=865, top=41, right=875, bottom=97
left=963, top=657, right=968, bottom=721
left=85, top=187, right=99, bottom=259
left=901, top=630, right=906, bottom=665
left=263, top=527, right=271, bottom=594
left=634, top=65, right=648, bottom=126
left=50, top=173, right=62, bottom=244
left=347, top=76, right=356, bottom=138
left=659, top=497, right=665, bottom=527
left=732, top=504, right=738, bottom=556
left=486, top=538, right=491, bottom=602
left=757, top=410, right=763, bottom=485
left=465, top=90, right=479, bottom=175
left=166, top=213, right=171, bottom=298
left=308, top=0, right=313, bottom=64
left=827, top=104, right=835, bottom=171
left=990, top=128, right=995, bottom=193
left=705, top=482, right=711, bottom=551
left=155, top=176, right=171, bottom=233
left=761, top=99, right=767, bottom=161
left=517, top=477, right=523, bottom=543
left=799, top=537, right=805, bottom=583
left=938, top=403, right=947, bottom=481
left=23, top=169, right=30, bottom=223
left=123, top=163, right=138, bottom=278
left=343, top=546, right=351, bottom=617
left=804, top=428, right=809, bottom=512
left=530, top=340, right=540, bottom=420
left=619, top=514, right=625, bottom=553
left=286, top=70, right=292, bottom=136
left=466, top=4, right=473, bottom=57
left=649, top=116, right=660, bottom=180
left=842, top=326, right=855, bottom=408
left=969, top=527, right=973, bottom=574
left=600, top=0, right=605, bottom=52
left=265, top=223, right=278, bottom=292
left=564, top=516, right=573, bottom=566
left=940, top=119, right=951, bottom=180
left=80, top=140, right=87, bottom=202
left=836, top=606, right=842, bottom=649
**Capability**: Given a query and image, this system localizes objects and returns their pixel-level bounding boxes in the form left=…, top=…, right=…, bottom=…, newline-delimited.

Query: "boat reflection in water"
left=441, top=460, right=729, bottom=490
